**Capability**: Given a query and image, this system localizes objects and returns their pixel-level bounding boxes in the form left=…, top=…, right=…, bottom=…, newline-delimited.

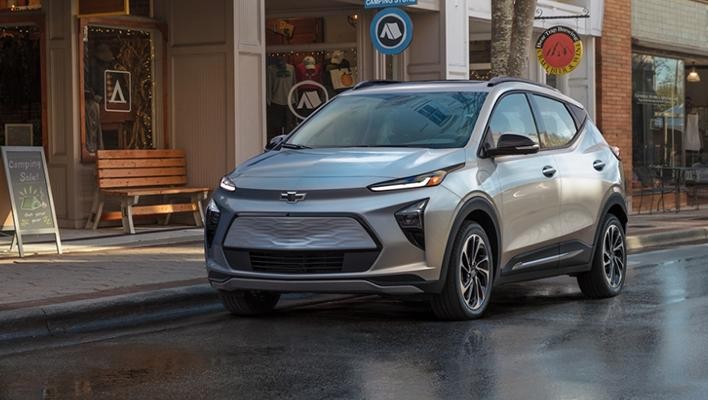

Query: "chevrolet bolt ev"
left=205, top=78, right=627, bottom=320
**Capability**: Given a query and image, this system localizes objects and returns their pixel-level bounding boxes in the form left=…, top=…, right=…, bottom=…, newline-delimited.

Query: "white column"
left=442, top=0, right=469, bottom=80
left=407, top=0, right=469, bottom=81
left=233, top=0, right=266, bottom=166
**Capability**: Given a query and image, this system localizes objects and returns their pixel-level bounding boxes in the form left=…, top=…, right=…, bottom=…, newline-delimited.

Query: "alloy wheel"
left=602, top=224, right=625, bottom=288
left=459, top=234, right=490, bottom=310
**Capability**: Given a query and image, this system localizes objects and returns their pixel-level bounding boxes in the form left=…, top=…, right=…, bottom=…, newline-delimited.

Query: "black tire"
left=577, top=214, right=626, bottom=298
left=431, top=221, right=494, bottom=320
left=219, top=290, right=280, bottom=316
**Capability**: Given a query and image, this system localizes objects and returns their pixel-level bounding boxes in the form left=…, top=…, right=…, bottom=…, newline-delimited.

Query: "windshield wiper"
left=281, top=143, right=312, bottom=150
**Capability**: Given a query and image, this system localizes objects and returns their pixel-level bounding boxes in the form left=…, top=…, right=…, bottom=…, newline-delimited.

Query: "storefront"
left=468, top=0, right=603, bottom=119
left=0, top=0, right=618, bottom=228
left=0, top=0, right=471, bottom=228
left=631, top=51, right=708, bottom=197
left=631, top=0, right=708, bottom=208
left=262, top=0, right=463, bottom=142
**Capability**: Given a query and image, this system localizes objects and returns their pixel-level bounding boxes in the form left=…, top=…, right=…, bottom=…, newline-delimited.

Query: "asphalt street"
left=1, top=243, right=708, bottom=400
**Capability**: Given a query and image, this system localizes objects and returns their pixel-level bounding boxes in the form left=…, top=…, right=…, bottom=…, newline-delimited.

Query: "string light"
left=268, top=48, right=358, bottom=58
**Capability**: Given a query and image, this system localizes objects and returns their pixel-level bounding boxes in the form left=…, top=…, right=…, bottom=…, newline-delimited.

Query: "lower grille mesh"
left=250, top=251, right=345, bottom=273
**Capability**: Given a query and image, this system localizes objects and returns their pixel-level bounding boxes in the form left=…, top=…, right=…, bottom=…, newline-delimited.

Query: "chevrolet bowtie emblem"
left=280, top=191, right=306, bottom=203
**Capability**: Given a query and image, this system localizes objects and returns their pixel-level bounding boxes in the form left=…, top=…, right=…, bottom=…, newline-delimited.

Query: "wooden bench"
left=85, top=149, right=210, bottom=234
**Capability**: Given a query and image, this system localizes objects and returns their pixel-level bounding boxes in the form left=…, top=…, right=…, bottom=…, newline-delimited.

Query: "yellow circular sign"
left=535, top=26, right=584, bottom=75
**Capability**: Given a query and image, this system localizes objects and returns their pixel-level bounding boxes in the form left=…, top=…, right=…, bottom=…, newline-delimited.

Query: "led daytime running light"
left=219, top=176, right=237, bottom=192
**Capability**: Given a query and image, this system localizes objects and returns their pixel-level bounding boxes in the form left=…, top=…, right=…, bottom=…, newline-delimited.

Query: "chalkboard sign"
left=1, top=147, right=62, bottom=257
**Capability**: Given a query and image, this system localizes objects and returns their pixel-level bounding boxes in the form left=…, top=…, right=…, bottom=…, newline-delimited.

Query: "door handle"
left=593, top=160, right=606, bottom=171
left=542, top=166, right=556, bottom=178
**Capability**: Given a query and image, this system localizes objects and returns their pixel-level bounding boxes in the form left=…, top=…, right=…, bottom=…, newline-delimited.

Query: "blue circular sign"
left=370, top=7, right=413, bottom=55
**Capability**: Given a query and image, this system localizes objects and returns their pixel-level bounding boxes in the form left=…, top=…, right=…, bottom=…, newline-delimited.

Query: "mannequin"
left=266, top=56, right=296, bottom=139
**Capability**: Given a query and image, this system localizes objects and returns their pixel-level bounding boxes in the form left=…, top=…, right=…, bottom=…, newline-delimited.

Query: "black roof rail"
left=487, top=76, right=558, bottom=91
left=352, top=80, right=402, bottom=90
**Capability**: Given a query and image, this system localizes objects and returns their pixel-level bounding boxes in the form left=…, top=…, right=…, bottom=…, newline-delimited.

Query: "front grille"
left=250, top=250, right=344, bottom=273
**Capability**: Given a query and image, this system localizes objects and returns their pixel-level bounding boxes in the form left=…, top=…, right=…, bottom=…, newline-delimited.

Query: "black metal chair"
left=634, top=166, right=665, bottom=214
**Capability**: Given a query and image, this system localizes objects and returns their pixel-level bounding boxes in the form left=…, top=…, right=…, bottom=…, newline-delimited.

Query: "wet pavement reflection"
left=1, top=244, right=708, bottom=399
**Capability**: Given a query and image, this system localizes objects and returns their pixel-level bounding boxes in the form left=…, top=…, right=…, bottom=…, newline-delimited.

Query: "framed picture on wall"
left=266, top=17, right=324, bottom=45
left=4, top=124, right=34, bottom=146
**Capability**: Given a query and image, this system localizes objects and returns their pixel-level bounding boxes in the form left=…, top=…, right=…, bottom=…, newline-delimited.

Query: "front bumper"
left=209, top=274, right=425, bottom=295
left=205, top=184, right=461, bottom=294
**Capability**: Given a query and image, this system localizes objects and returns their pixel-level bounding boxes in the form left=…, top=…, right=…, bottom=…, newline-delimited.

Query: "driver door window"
left=487, top=93, right=539, bottom=147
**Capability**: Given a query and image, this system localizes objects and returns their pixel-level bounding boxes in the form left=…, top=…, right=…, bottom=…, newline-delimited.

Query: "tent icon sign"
left=380, top=23, right=402, bottom=40
left=370, top=7, right=413, bottom=55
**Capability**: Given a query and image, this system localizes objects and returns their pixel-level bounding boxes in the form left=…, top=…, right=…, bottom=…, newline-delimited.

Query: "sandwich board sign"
left=0, top=147, right=62, bottom=257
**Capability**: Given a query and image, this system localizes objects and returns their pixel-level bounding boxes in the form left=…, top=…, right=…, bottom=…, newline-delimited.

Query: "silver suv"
left=205, top=78, right=628, bottom=320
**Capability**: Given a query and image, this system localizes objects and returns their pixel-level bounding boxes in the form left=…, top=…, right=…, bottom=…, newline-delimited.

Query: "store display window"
left=0, top=0, right=41, bottom=12
left=632, top=54, right=685, bottom=171
left=0, top=25, right=43, bottom=147
left=80, top=24, right=157, bottom=161
left=266, top=15, right=359, bottom=141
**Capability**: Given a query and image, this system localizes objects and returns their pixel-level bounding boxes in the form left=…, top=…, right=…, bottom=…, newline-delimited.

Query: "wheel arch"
left=432, top=195, right=502, bottom=293
left=590, top=190, right=628, bottom=260
left=602, top=191, right=628, bottom=232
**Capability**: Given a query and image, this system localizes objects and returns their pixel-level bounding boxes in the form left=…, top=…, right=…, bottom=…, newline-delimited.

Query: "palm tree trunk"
left=508, top=0, right=538, bottom=78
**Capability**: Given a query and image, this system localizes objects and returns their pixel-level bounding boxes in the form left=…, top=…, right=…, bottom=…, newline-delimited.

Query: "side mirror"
left=265, top=134, right=287, bottom=151
left=484, top=133, right=540, bottom=158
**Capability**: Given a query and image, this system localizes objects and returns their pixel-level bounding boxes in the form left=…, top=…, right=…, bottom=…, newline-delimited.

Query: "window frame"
left=527, top=92, right=588, bottom=151
left=478, top=90, right=542, bottom=158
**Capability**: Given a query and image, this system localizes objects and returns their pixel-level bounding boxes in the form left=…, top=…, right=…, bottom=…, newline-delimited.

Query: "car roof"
left=343, top=79, right=585, bottom=110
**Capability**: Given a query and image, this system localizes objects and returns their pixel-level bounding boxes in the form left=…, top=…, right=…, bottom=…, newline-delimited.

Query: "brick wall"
left=596, top=0, right=633, bottom=190
left=632, top=0, right=708, bottom=53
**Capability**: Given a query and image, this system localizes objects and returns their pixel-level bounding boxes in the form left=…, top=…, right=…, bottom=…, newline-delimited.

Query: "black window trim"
left=477, top=90, right=542, bottom=158
left=527, top=92, right=588, bottom=151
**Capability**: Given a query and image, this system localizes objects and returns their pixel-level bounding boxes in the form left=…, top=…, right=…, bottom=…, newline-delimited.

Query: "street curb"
left=0, top=285, right=360, bottom=345
left=627, top=227, right=708, bottom=252
left=0, top=284, right=221, bottom=344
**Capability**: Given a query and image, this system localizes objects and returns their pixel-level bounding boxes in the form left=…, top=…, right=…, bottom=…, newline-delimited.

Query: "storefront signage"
left=78, top=0, right=129, bottom=17
left=364, top=0, right=418, bottom=9
left=288, top=80, right=330, bottom=120
left=104, top=70, right=131, bottom=112
left=1, top=147, right=62, bottom=257
left=535, top=25, right=583, bottom=75
left=370, top=7, right=414, bottom=55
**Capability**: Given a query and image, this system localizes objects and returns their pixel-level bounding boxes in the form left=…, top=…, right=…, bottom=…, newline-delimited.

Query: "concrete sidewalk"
left=627, top=209, right=708, bottom=251
left=0, top=210, right=706, bottom=343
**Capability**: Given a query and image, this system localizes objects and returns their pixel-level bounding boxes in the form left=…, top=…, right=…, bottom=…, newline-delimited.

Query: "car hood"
left=230, top=147, right=466, bottom=190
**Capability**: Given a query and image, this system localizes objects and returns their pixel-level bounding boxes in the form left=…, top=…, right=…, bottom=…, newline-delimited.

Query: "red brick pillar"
left=596, top=0, right=633, bottom=197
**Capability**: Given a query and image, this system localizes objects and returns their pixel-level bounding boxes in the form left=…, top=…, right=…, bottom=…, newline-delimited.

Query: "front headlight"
left=219, top=176, right=236, bottom=192
left=368, top=163, right=464, bottom=192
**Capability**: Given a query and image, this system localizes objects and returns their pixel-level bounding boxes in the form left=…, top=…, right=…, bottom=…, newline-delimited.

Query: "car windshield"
left=287, top=91, right=488, bottom=149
